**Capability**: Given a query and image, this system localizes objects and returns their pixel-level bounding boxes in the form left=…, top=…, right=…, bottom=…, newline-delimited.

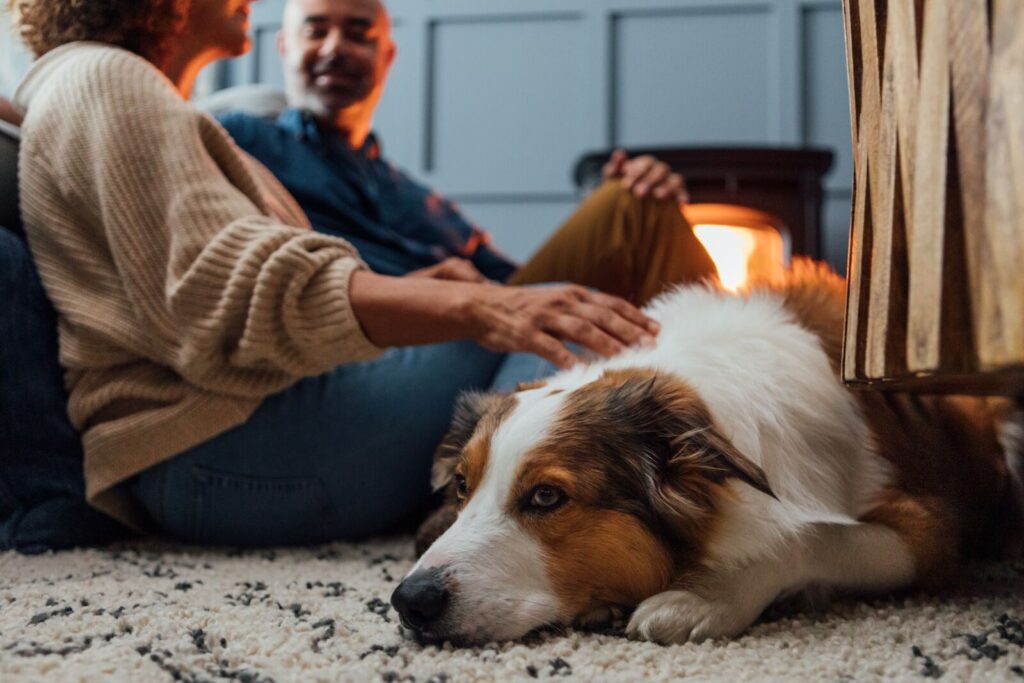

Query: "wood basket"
left=842, top=0, right=1024, bottom=394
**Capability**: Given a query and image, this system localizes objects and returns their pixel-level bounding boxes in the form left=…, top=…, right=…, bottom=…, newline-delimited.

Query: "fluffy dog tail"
left=748, top=257, right=848, bottom=368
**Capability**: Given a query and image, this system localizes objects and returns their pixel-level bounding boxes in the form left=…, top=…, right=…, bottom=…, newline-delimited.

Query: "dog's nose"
left=391, top=570, right=450, bottom=631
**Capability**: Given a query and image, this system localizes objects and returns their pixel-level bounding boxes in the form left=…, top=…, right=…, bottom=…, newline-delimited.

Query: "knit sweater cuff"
left=323, top=259, right=385, bottom=364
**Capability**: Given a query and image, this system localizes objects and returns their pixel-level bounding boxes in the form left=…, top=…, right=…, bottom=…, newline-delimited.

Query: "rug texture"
left=1, top=539, right=1023, bottom=682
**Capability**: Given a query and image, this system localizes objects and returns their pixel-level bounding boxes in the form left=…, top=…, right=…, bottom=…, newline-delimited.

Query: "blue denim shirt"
left=218, top=108, right=518, bottom=281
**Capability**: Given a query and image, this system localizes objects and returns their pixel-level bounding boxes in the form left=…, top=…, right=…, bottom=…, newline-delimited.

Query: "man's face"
left=278, top=0, right=395, bottom=120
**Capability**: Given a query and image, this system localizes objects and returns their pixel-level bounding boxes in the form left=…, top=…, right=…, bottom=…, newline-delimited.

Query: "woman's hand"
left=349, top=271, right=659, bottom=368
left=460, top=283, right=658, bottom=368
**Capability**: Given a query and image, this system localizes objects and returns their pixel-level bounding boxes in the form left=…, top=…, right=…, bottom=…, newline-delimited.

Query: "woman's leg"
left=130, top=341, right=505, bottom=546
left=507, top=180, right=717, bottom=305
left=489, top=354, right=557, bottom=392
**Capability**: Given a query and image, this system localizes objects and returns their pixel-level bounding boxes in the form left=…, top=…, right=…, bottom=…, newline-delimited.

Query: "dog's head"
left=391, top=368, right=773, bottom=644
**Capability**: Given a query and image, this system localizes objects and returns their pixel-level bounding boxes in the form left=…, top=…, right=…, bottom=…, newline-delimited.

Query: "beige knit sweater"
left=14, top=43, right=382, bottom=529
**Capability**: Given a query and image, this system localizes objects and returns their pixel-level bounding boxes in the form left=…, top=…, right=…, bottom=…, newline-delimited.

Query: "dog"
left=392, top=261, right=1013, bottom=645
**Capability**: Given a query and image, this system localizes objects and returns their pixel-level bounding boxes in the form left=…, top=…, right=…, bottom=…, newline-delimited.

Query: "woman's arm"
left=350, top=271, right=659, bottom=369
left=19, top=48, right=379, bottom=394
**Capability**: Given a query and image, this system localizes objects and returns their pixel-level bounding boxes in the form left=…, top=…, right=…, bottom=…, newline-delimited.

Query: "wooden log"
left=950, top=0, right=991, bottom=369
left=980, top=0, right=1024, bottom=367
left=842, top=0, right=879, bottom=381
left=891, top=0, right=919, bottom=231
left=906, top=0, right=949, bottom=372
left=844, top=134, right=871, bottom=381
left=842, top=0, right=862, bottom=154
left=865, top=2, right=903, bottom=378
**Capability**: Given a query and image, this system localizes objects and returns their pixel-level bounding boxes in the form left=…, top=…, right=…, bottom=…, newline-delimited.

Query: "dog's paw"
left=626, top=589, right=754, bottom=644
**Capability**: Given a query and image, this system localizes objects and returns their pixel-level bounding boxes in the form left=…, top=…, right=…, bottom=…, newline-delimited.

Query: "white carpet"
left=1, top=539, right=1023, bottom=682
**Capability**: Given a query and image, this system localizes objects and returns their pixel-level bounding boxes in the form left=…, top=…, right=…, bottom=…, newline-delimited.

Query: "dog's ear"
left=602, top=371, right=773, bottom=508
left=667, top=424, right=774, bottom=499
left=431, top=390, right=505, bottom=492
left=600, top=372, right=773, bottom=545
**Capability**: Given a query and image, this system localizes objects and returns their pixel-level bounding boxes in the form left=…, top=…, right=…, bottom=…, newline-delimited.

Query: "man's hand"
left=461, top=283, right=659, bottom=368
left=407, top=257, right=488, bottom=283
left=602, top=149, right=689, bottom=203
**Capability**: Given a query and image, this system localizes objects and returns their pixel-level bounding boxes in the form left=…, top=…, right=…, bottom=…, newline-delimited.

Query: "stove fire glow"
left=688, top=208, right=786, bottom=292
left=694, top=224, right=757, bottom=292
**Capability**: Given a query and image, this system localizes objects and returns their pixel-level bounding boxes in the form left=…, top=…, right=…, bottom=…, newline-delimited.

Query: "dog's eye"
left=454, top=473, right=468, bottom=500
left=528, top=485, right=565, bottom=510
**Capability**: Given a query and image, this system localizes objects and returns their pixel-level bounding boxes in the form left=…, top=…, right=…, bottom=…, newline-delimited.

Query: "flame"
left=693, top=224, right=758, bottom=292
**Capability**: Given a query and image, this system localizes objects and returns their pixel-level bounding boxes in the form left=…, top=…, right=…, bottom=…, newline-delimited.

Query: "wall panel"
left=428, top=14, right=590, bottom=194
left=0, top=11, right=32, bottom=98
left=372, top=21, right=420, bottom=169
left=822, top=193, right=853, bottom=274
left=252, top=23, right=285, bottom=89
left=802, top=4, right=853, bottom=190
left=802, top=3, right=854, bottom=274
left=614, top=7, right=773, bottom=147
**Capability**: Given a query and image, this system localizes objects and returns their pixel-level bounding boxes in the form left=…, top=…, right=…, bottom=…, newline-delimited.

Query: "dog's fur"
left=400, top=262, right=1013, bottom=645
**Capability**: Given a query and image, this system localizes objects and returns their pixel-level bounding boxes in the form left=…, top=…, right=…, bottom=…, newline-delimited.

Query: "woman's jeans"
left=129, top=343, right=556, bottom=545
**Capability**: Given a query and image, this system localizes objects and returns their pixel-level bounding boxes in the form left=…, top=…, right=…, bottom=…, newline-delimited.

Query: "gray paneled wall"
left=221, top=0, right=854, bottom=271
left=0, top=11, right=33, bottom=98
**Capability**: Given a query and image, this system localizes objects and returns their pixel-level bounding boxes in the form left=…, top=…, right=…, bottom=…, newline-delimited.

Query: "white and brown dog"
left=392, top=262, right=1014, bottom=645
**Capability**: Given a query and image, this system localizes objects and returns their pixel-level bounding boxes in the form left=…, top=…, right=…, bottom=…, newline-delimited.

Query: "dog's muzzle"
left=391, top=568, right=450, bottom=633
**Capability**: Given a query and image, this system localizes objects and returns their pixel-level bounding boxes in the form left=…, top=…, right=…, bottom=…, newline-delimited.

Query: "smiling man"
left=218, top=0, right=716, bottom=305
left=279, top=0, right=391, bottom=150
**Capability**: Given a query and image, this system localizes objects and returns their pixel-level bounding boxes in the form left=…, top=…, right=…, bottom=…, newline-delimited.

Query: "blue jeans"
left=129, top=343, right=556, bottom=546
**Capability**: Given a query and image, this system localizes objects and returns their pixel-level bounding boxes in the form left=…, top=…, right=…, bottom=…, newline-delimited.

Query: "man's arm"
left=422, top=191, right=518, bottom=282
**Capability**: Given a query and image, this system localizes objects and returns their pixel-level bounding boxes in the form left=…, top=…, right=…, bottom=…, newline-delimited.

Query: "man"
left=218, top=0, right=716, bottom=310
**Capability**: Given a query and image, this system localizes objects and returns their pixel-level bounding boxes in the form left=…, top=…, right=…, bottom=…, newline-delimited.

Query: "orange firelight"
left=685, top=204, right=786, bottom=292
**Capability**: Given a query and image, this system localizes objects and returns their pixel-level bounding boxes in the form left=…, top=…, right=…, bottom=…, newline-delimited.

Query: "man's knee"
left=582, top=180, right=716, bottom=299
left=590, top=177, right=686, bottom=217
left=581, top=179, right=688, bottom=246
left=585, top=179, right=644, bottom=215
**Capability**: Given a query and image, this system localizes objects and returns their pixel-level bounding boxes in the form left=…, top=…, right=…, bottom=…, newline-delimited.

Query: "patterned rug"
left=1, top=538, right=1023, bottom=682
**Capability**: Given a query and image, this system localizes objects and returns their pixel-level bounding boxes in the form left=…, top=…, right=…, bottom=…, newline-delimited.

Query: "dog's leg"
left=849, top=493, right=960, bottom=589
left=626, top=552, right=798, bottom=644
left=627, top=498, right=949, bottom=644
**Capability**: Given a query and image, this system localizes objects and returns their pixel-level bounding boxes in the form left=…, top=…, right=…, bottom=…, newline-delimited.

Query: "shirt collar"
left=277, top=108, right=381, bottom=159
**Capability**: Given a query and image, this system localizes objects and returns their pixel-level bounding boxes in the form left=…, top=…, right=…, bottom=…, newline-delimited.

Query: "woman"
left=9, top=0, right=672, bottom=545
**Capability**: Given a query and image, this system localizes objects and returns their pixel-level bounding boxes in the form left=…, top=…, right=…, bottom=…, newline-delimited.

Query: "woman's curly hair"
left=9, top=0, right=191, bottom=69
